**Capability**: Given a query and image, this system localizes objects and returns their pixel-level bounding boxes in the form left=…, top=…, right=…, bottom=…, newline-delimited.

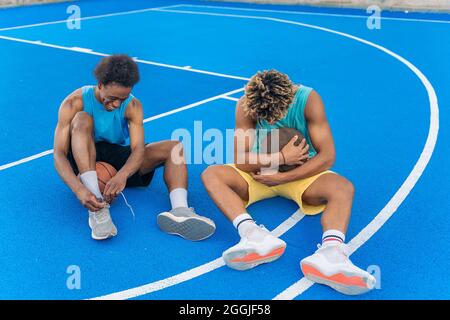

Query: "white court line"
left=0, top=89, right=243, bottom=172
left=222, top=96, right=240, bottom=102
left=0, top=35, right=250, bottom=82
left=152, top=7, right=439, bottom=300
left=179, top=4, right=450, bottom=24
left=0, top=149, right=55, bottom=171
left=0, top=4, right=185, bottom=32
left=143, top=88, right=244, bottom=123
left=90, top=210, right=305, bottom=300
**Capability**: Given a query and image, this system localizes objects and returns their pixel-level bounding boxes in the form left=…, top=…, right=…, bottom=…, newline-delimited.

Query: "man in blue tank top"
left=202, top=70, right=375, bottom=295
left=53, top=55, right=215, bottom=241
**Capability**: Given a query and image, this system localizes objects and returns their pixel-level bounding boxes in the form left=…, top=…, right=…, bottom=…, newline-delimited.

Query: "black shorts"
left=67, top=141, right=154, bottom=188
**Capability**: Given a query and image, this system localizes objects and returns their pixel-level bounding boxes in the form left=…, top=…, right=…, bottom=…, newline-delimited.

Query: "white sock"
left=169, top=188, right=188, bottom=209
left=322, top=229, right=346, bottom=247
left=232, top=213, right=257, bottom=238
left=80, top=171, right=103, bottom=200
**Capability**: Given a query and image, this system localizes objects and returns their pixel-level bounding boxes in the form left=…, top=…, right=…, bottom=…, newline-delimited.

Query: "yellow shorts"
left=227, top=164, right=334, bottom=215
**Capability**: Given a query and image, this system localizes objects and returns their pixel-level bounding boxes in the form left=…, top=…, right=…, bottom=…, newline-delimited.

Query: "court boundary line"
left=0, top=88, right=244, bottom=172
left=0, top=4, right=185, bottom=32
left=179, top=4, right=450, bottom=24
left=86, top=6, right=437, bottom=300
left=0, top=34, right=249, bottom=82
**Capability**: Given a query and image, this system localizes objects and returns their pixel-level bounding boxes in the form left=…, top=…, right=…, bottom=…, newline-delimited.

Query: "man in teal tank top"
left=202, top=70, right=376, bottom=295
left=53, top=55, right=215, bottom=242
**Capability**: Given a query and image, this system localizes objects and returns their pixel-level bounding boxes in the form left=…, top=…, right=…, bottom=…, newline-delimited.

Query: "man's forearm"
left=282, top=153, right=334, bottom=182
left=117, top=148, right=144, bottom=179
left=234, top=151, right=283, bottom=173
left=54, top=152, right=85, bottom=194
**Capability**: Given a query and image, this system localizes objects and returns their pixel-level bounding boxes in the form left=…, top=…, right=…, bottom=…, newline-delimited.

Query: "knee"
left=327, top=177, right=355, bottom=202
left=201, top=165, right=222, bottom=189
left=71, top=112, right=93, bottom=134
left=167, top=140, right=184, bottom=163
left=335, top=178, right=355, bottom=201
left=170, top=140, right=184, bottom=153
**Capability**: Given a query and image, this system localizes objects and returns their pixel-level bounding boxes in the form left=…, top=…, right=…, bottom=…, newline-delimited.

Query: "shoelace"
left=120, top=191, right=136, bottom=221
left=94, top=206, right=110, bottom=224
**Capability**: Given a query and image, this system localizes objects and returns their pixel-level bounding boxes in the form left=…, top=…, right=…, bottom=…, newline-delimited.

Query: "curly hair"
left=243, top=70, right=295, bottom=124
left=94, top=54, right=140, bottom=87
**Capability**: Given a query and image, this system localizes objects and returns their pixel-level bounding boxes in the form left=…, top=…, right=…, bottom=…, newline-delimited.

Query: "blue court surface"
left=0, top=0, right=449, bottom=300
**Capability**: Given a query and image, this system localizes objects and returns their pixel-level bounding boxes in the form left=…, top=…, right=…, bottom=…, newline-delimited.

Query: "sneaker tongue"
left=320, top=244, right=349, bottom=264
left=246, top=225, right=268, bottom=242
left=95, top=208, right=109, bottom=223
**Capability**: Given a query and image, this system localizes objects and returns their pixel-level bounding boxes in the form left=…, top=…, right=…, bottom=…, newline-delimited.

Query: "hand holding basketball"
left=281, top=135, right=309, bottom=167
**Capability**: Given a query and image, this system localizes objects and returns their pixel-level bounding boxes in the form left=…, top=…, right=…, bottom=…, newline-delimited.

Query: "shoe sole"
left=223, top=245, right=286, bottom=271
left=301, top=263, right=375, bottom=295
left=157, top=212, right=216, bottom=241
left=88, top=219, right=118, bottom=240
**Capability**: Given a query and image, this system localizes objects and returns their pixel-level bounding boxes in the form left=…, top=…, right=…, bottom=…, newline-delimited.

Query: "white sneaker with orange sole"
left=300, top=243, right=376, bottom=295
left=222, top=226, right=286, bottom=271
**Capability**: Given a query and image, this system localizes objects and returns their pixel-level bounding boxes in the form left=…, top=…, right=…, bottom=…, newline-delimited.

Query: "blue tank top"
left=81, top=85, right=134, bottom=146
left=252, top=85, right=317, bottom=158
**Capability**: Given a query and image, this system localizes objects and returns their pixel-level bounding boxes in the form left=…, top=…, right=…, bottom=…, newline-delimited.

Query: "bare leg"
left=201, top=165, right=250, bottom=221
left=301, top=173, right=355, bottom=234
left=139, top=140, right=187, bottom=192
left=70, top=111, right=96, bottom=174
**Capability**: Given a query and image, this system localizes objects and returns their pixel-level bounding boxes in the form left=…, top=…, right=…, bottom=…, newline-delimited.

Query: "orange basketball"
left=96, top=161, right=117, bottom=194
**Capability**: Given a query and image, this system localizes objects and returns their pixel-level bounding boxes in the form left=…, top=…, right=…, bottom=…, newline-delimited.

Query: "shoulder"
left=235, top=96, right=256, bottom=126
left=60, top=88, right=83, bottom=114
left=125, top=97, right=143, bottom=120
left=304, top=90, right=326, bottom=121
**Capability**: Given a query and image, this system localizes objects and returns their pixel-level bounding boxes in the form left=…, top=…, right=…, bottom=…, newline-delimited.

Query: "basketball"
left=96, top=161, right=117, bottom=194
left=262, top=127, right=305, bottom=172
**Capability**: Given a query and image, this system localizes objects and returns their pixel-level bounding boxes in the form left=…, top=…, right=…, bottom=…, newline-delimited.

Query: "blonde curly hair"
left=243, top=70, right=295, bottom=124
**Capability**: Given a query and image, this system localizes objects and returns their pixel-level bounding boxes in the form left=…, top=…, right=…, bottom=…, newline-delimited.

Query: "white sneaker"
left=300, top=243, right=376, bottom=295
left=222, top=225, right=286, bottom=271
left=88, top=205, right=117, bottom=240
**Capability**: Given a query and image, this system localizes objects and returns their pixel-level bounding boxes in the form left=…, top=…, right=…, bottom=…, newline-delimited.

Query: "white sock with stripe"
left=322, top=229, right=345, bottom=247
left=232, top=213, right=257, bottom=238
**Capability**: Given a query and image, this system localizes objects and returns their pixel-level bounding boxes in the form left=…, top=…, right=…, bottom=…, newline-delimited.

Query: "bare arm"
left=119, top=98, right=145, bottom=179
left=53, top=90, right=85, bottom=194
left=281, top=90, right=336, bottom=182
left=102, top=98, right=145, bottom=201
left=233, top=98, right=284, bottom=173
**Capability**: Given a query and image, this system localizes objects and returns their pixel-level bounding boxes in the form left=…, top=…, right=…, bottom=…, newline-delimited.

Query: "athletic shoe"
left=222, top=225, right=286, bottom=271
left=157, top=207, right=216, bottom=241
left=300, top=243, right=376, bottom=295
left=88, top=204, right=117, bottom=240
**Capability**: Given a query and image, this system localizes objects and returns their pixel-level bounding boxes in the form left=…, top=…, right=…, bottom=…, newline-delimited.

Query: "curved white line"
left=270, top=18, right=439, bottom=301
left=89, top=8, right=439, bottom=300
left=90, top=210, right=305, bottom=300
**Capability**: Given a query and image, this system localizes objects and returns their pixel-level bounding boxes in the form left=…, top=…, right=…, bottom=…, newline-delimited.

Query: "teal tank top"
left=82, top=86, right=134, bottom=146
left=252, top=85, right=317, bottom=158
